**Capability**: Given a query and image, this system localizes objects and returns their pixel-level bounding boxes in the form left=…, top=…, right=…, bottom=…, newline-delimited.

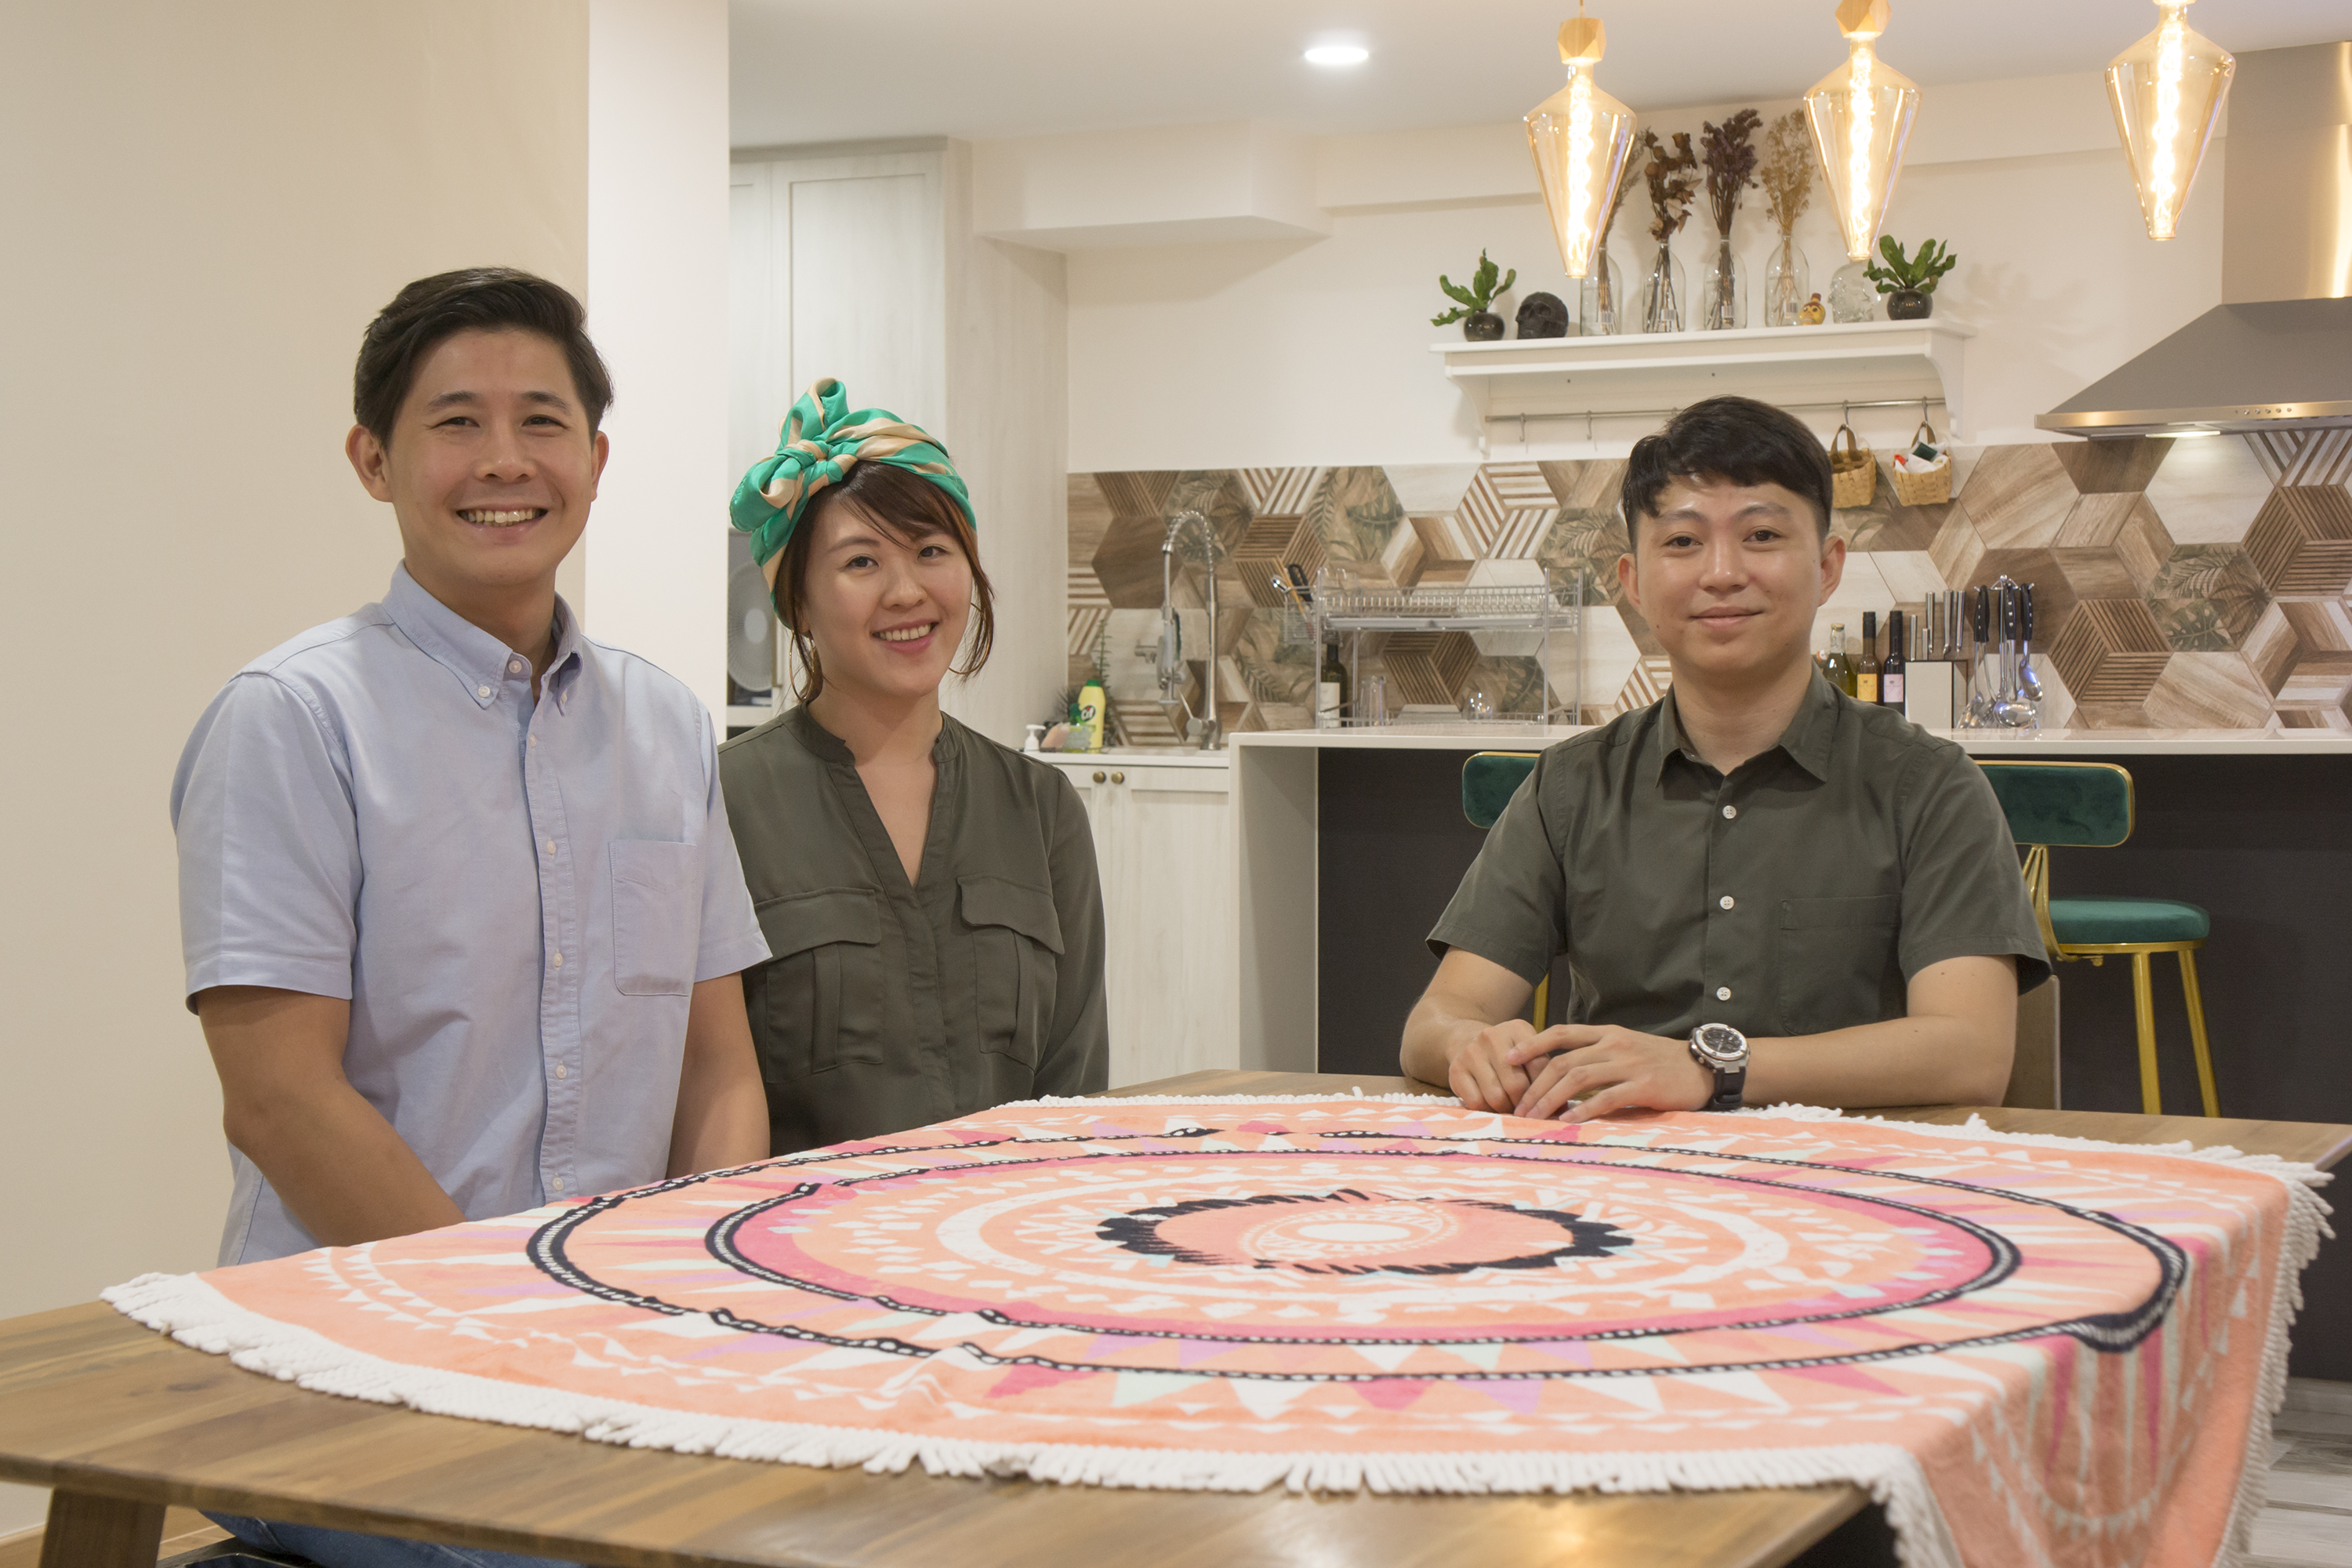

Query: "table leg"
left=37, top=1488, right=163, bottom=1568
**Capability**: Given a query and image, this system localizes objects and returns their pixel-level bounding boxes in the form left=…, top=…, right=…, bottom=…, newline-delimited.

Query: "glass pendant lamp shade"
left=2107, top=1, right=2233, bottom=241
left=1526, top=13, right=1637, bottom=280
left=1802, top=0, right=1920, bottom=263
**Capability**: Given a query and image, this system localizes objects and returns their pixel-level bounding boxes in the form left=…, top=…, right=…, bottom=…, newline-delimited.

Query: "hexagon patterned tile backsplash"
left=1068, top=434, right=2352, bottom=736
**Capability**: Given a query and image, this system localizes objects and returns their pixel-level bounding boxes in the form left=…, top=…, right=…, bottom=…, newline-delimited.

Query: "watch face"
left=1691, top=1022, right=1748, bottom=1068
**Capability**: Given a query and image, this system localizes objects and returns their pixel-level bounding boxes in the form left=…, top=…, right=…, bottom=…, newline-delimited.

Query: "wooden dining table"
left=4, top=1069, right=2345, bottom=1568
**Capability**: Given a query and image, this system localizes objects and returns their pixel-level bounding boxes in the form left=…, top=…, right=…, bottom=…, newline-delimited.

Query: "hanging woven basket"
left=1889, top=418, right=1952, bottom=506
left=1828, top=423, right=1877, bottom=510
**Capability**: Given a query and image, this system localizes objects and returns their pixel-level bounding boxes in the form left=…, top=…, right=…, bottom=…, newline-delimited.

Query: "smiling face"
left=345, top=328, right=606, bottom=608
left=795, top=496, right=975, bottom=710
left=1617, top=475, right=1844, bottom=691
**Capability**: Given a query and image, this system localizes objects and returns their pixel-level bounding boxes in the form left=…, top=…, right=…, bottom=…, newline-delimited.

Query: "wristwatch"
left=1688, top=1022, right=1750, bottom=1112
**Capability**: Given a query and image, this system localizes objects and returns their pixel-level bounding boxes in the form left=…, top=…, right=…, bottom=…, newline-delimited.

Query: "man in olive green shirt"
left=1402, top=397, right=2047, bottom=1122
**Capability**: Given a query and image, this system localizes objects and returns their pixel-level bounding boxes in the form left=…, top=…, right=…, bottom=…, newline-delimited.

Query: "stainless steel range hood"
left=2038, top=42, right=2352, bottom=439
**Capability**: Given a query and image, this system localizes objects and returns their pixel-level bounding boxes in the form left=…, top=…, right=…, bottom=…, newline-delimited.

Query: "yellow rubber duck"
left=1798, top=292, right=1826, bottom=325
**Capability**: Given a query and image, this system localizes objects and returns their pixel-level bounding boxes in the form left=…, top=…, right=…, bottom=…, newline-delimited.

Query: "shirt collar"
left=1656, top=670, right=1840, bottom=784
left=383, top=564, right=583, bottom=710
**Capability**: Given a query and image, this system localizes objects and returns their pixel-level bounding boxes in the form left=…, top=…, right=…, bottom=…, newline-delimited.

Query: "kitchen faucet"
left=1152, top=510, right=1221, bottom=749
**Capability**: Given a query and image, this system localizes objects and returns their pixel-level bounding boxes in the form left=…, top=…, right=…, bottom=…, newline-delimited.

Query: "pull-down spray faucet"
left=1153, top=510, right=1221, bottom=749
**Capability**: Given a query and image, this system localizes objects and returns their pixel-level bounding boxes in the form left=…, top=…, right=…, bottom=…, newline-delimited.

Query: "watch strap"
left=1704, top=1066, right=1746, bottom=1112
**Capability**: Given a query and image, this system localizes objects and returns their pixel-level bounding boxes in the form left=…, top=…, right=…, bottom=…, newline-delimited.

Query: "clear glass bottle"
left=1699, top=238, right=1746, bottom=329
left=1764, top=234, right=1809, bottom=328
left=1317, top=639, right=1349, bottom=729
left=1856, top=611, right=1882, bottom=703
left=1829, top=259, right=1878, bottom=323
left=1820, top=622, right=1855, bottom=696
left=1641, top=238, right=1687, bottom=334
left=1577, top=252, right=1624, bottom=336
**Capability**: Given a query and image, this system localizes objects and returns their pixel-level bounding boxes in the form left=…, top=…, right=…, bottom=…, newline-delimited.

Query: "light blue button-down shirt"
left=173, top=565, right=769, bottom=1265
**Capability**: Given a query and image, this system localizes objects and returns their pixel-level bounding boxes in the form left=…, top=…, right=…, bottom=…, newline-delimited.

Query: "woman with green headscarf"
left=720, top=379, right=1107, bottom=1154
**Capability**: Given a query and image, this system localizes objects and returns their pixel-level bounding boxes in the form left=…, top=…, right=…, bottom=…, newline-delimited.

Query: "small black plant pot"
left=1886, top=289, right=1932, bottom=320
left=1462, top=311, right=1505, bottom=341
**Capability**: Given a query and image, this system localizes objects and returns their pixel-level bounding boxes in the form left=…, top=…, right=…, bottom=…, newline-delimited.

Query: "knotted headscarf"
left=728, top=377, right=975, bottom=586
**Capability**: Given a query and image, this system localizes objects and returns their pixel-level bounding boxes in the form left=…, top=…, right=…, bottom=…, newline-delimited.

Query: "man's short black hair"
left=353, top=267, right=614, bottom=445
left=1621, top=396, right=1835, bottom=540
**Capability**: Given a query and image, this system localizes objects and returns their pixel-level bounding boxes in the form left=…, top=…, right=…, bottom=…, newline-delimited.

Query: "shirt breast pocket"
left=959, top=874, right=1062, bottom=1069
left=1773, top=892, right=1903, bottom=1036
left=609, top=840, right=702, bottom=996
left=753, top=887, right=887, bottom=1077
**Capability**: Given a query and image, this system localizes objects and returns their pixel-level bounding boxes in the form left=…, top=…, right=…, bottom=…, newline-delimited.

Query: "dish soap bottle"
left=1076, top=677, right=1108, bottom=752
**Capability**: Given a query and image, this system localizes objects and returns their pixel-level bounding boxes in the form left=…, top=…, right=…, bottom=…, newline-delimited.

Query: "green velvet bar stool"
left=1976, top=760, right=2219, bottom=1117
left=1462, top=752, right=1548, bottom=1027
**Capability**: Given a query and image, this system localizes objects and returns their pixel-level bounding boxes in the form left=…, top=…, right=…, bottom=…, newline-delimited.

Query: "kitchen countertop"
left=1228, top=725, right=2352, bottom=755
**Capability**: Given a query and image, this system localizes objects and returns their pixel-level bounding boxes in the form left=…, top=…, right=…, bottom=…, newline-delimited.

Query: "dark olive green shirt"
left=719, top=707, right=1108, bottom=1153
left=1429, top=674, right=2049, bottom=1040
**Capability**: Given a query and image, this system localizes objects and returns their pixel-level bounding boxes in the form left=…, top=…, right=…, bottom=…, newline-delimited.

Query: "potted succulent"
left=1864, top=236, right=1958, bottom=320
left=1432, top=250, right=1518, bottom=340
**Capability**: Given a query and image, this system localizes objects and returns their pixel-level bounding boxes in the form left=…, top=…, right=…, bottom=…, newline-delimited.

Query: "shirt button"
left=1715, top=986, right=1733, bottom=1001
left=508, top=659, right=524, bottom=675
left=1722, top=804, right=1738, bottom=819
left=1719, top=895, right=1736, bottom=910
left=543, top=838, right=555, bottom=855
left=528, top=735, right=538, bottom=748
left=550, top=951, right=564, bottom=968
left=477, top=684, right=494, bottom=699
left=551, top=1176, right=566, bottom=1193
left=554, top=1061, right=568, bottom=1080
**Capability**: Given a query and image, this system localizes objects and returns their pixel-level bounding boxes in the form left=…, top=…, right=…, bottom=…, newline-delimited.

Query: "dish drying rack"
left=1278, top=570, right=1584, bottom=726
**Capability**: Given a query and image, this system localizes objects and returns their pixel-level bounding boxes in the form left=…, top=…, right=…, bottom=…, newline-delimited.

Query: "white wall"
left=1062, top=74, right=2225, bottom=468
left=0, top=2, right=590, bottom=1538
left=586, top=0, right=732, bottom=718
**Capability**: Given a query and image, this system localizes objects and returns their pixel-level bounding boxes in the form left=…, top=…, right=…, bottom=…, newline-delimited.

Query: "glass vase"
left=1764, top=234, right=1810, bottom=328
left=1640, top=238, right=1686, bottom=334
left=1829, top=260, right=1878, bottom=323
left=1576, top=252, right=1624, bottom=336
left=1698, top=238, right=1746, bottom=330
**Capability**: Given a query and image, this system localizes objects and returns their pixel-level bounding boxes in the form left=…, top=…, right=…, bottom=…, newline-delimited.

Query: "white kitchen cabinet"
left=1047, top=757, right=1235, bottom=1088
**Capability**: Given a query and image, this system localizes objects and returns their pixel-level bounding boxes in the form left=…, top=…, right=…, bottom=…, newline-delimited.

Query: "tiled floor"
left=2256, top=1380, right=2352, bottom=1568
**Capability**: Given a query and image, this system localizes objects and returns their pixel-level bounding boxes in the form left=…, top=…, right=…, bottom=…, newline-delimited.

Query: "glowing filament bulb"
left=1848, top=42, right=1876, bottom=253
left=1565, top=68, right=1595, bottom=271
left=2148, top=5, right=2186, bottom=236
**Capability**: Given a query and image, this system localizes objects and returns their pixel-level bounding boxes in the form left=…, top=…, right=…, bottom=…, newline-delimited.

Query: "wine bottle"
left=1822, top=622, right=1855, bottom=696
left=1856, top=612, right=1882, bottom=704
left=1317, top=639, right=1350, bottom=729
left=1882, top=610, right=1907, bottom=710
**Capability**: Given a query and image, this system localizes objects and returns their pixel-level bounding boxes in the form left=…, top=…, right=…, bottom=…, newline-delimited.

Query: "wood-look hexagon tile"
left=1463, top=654, right=1550, bottom=717
left=2146, top=544, right=2269, bottom=652
left=2143, top=652, right=2273, bottom=728
left=1466, top=559, right=1548, bottom=657
left=1092, top=513, right=1181, bottom=608
left=2053, top=548, right=2140, bottom=601
left=1069, top=474, right=1116, bottom=562
left=2050, top=597, right=2169, bottom=706
left=1535, top=509, right=1632, bottom=607
left=1615, top=598, right=1666, bottom=656
left=2053, top=436, right=2169, bottom=495
left=1956, top=445, right=2078, bottom=549
left=2281, top=599, right=2352, bottom=651
left=2053, top=492, right=2142, bottom=549
left=2241, top=602, right=2299, bottom=693
left=2112, top=497, right=2177, bottom=591
left=1226, top=612, right=1315, bottom=711
left=1305, top=467, right=1409, bottom=578
left=1967, top=549, right=2074, bottom=644
left=2245, top=485, right=2352, bottom=598
left=2141, top=435, right=2271, bottom=543
left=1871, top=550, right=1948, bottom=603
left=1380, top=630, right=1479, bottom=706
left=1239, top=467, right=1325, bottom=517
left=1381, top=463, right=1480, bottom=514
left=1231, top=514, right=1326, bottom=608
left=2277, top=700, right=2352, bottom=731
left=1539, top=458, right=1628, bottom=514
left=1929, top=503, right=1987, bottom=586
left=2277, top=652, right=2352, bottom=711
left=1566, top=610, right=1644, bottom=713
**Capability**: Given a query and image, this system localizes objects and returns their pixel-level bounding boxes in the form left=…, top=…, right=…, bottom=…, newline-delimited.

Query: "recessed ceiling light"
left=1304, top=44, right=1370, bottom=66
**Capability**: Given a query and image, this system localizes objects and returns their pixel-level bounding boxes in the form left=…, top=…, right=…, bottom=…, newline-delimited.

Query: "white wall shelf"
left=1433, top=318, right=1973, bottom=446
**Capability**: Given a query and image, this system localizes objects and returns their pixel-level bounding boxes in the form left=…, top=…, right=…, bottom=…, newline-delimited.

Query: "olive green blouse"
left=718, top=706, right=1108, bottom=1154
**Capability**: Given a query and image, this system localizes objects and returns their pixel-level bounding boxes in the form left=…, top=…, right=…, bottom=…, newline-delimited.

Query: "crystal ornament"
left=1526, top=11, right=1638, bottom=281
left=2107, top=1, right=2233, bottom=241
left=1802, top=0, right=1920, bottom=263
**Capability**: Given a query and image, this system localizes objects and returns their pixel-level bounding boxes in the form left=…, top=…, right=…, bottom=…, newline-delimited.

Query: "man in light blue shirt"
left=172, top=268, right=769, bottom=1568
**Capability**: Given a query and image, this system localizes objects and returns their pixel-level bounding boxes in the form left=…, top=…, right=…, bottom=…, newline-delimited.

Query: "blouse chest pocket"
left=959, top=875, right=1062, bottom=1069
left=610, top=840, right=702, bottom=996
left=1773, top=892, right=1903, bottom=1036
left=753, top=887, right=887, bottom=1078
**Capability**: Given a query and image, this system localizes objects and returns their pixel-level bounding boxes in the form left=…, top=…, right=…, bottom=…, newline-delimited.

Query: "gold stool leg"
left=1533, top=975, right=1551, bottom=1030
left=2130, top=951, right=2161, bottom=1116
left=2178, top=948, right=2218, bottom=1119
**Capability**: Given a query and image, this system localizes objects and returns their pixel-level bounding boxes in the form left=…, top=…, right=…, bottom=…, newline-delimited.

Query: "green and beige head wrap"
left=728, top=377, right=975, bottom=589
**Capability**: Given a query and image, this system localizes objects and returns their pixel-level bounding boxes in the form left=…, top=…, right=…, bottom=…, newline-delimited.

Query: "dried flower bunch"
left=1641, top=129, right=1698, bottom=243
left=1697, top=108, right=1761, bottom=238
left=1596, top=129, right=1643, bottom=252
left=1759, top=111, right=1813, bottom=237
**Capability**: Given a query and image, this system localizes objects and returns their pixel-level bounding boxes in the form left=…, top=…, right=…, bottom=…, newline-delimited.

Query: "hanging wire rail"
left=1486, top=395, right=1946, bottom=445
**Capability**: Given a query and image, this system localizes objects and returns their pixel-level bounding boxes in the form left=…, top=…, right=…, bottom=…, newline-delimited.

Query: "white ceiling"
left=729, top=0, right=2349, bottom=147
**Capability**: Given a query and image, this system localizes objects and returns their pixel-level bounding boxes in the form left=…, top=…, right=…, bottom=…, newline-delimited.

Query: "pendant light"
left=1525, top=5, right=1637, bottom=280
left=2107, top=0, right=2234, bottom=241
left=1802, top=0, right=1920, bottom=262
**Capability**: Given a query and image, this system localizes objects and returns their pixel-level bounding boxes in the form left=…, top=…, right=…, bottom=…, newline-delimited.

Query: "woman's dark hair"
left=773, top=461, right=995, bottom=704
left=1621, top=396, right=1835, bottom=540
left=354, top=268, right=614, bottom=445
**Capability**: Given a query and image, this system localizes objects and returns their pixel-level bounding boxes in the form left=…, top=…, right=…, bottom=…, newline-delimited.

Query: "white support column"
left=586, top=0, right=731, bottom=717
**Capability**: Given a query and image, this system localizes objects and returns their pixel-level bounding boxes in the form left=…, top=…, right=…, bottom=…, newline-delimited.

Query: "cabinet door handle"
left=1092, top=771, right=1107, bottom=783
left=1110, top=771, right=1126, bottom=783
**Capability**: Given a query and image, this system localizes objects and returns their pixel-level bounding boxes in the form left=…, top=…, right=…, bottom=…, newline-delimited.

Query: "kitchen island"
left=1230, top=724, right=2352, bottom=1377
